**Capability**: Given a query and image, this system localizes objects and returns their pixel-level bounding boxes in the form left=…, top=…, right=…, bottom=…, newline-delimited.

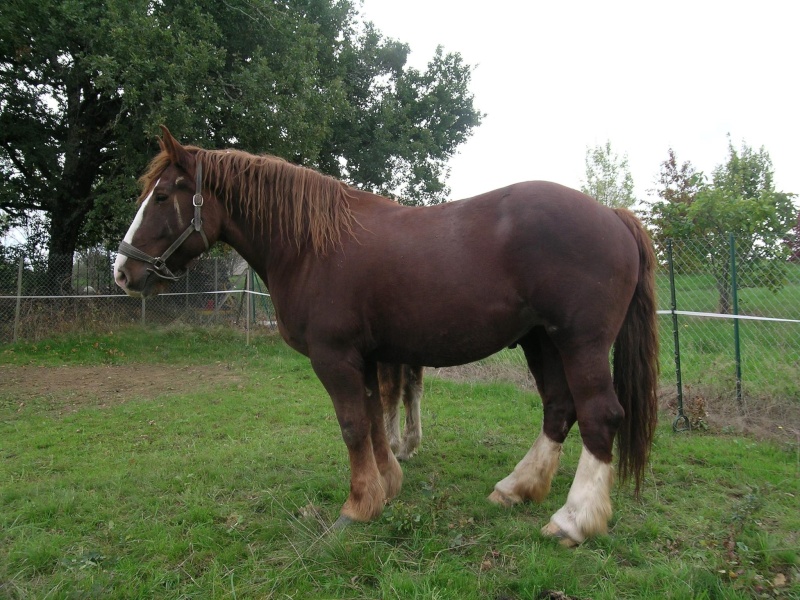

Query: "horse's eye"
left=154, top=193, right=168, bottom=203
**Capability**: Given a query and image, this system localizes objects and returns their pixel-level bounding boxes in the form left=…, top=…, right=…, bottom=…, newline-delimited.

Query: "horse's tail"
left=612, top=208, right=660, bottom=495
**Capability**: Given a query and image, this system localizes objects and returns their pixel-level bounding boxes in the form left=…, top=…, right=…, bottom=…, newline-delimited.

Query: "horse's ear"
left=159, top=125, right=193, bottom=173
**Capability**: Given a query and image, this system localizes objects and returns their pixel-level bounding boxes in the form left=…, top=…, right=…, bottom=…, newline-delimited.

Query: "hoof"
left=487, top=489, right=519, bottom=507
left=331, top=514, right=354, bottom=532
left=395, top=449, right=415, bottom=461
left=541, top=521, right=581, bottom=548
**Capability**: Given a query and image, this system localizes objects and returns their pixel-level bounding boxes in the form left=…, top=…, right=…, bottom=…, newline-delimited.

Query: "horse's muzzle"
left=114, top=262, right=166, bottom=298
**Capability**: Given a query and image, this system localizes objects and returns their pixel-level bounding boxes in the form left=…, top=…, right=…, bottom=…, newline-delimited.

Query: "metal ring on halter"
left=117, top=159, right=209, bottom=281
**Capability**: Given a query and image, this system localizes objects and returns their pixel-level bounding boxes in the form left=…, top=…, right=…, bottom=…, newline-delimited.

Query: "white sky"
left=359, top=0, right=799, bottom=203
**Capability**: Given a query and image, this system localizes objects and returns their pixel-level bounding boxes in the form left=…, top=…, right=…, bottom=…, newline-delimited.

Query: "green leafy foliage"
left=580, top=140, right=636, bottom=208
left=0, top=0, right=482, bottom=274
left=646, top=140, right=797, bottom=312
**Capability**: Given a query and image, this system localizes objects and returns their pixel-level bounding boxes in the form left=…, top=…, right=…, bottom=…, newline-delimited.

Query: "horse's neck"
left=218, top=196, right=309, bottom=285
left=217, top=200, right=273, bottom=281
left=218, top=184, right=396, bottom=283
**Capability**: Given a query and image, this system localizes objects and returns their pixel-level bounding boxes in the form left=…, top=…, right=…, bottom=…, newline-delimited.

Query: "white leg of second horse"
left=396, top=368, right=423, bottom=460
left=541, top=445, right=613, bottom=547
left=384, top=402, right=402, bottom=455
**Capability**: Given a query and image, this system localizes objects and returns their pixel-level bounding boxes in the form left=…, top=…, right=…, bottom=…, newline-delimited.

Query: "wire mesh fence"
left=658, top=236, right=800, bottom=423
left=0, top=251, right=276, bottom=343
left=1, top=238, right=799, bottom=414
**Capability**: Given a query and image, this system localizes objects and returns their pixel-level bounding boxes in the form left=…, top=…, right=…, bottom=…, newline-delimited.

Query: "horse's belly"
left=375, top=308, right=541, bottom=367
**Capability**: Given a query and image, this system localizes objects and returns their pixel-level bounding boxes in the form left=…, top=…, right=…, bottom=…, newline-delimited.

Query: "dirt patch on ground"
left=0, top=363, right=243, bottom=414
left=658, top=383, right=800, bottom=447
left=432, top=363, right=536, bottom=391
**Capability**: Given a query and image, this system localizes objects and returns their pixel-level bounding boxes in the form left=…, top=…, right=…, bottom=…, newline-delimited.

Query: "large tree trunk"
left=43, top=74, right=114, bottom=294
left=714, top=263, right=731, bottom=315
left=45, top=204, right=87, bottom=294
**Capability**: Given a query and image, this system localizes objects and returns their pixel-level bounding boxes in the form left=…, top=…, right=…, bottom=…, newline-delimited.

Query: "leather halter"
left=117, top=161, right=210, bottom=281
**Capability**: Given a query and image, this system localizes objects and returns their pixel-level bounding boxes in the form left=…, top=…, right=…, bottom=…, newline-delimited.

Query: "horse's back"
left=335, top=182, right=641, bottom=366
left=353, top=181, right=639, bottom=303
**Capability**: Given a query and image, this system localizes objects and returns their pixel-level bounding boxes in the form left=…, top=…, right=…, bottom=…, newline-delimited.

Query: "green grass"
left=656, top=316, right=800, bottom=402
left=0, top=324, right=278, bottom=367
left=2, top=327, right=799, bottom=599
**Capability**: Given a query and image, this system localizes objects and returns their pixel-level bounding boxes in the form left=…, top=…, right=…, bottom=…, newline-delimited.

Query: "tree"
left=0, top=0, right=482, bottom=286
left=788, top=212, right=800, bottom=262
left=645, top=148, right=705, bottom=249
left=647, top=140, right=796, bottom=313
left=581, top=140, right=636, bottom=209
left=319, top=40, right=481, bottom=206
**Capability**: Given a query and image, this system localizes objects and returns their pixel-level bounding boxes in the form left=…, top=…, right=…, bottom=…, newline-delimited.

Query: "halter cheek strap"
left=117, top=160, right=210, bottom=281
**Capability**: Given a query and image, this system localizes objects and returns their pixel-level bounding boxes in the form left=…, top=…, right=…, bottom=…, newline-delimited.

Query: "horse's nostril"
left=115, top=268, right=128, bottom=288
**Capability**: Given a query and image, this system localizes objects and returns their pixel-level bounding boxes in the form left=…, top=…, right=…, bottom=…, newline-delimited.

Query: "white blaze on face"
left=113, top=181, right=157, bottom=283
left=173, top=176, right=185, bottom=228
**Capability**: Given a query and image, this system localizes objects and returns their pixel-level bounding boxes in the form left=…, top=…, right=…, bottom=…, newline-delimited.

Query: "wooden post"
left=246, top=268, right=252, bottom=346
left=13, top=255, right=23, bottom=342
left=729, top=233, right=743, bottom=408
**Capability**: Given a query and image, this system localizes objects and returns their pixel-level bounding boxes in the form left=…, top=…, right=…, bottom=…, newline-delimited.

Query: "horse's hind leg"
left=489, top=328, right=576, bottom=506
left=396, top=365, right=423, bottom=460
left=378, top=363, right=403, bottom=454
left=541, top=344, right=622, bottom=547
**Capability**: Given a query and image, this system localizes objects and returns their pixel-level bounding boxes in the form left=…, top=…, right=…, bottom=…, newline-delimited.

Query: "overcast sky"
left=359, top=0, right=798, bottom=203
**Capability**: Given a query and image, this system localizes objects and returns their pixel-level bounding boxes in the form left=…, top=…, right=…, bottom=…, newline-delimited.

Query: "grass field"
left=1, top=327, right=798, bottom=599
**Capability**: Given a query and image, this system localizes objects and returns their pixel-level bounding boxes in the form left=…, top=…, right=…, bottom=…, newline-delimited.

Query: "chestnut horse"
left=115, top=128, right=658, bottom=546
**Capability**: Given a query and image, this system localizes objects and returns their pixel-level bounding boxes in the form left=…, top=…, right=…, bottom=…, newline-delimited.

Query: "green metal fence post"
left=729, top=233, right=743, bottom=408
left=668, top=240, right=689, bottom=432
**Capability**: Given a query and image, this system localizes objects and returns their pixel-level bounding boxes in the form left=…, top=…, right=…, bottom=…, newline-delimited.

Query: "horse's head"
left=114, top=127, right=220, bottom=297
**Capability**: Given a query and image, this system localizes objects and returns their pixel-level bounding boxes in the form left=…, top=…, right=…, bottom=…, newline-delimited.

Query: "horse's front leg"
left=312, top=351, right=402, bottom=524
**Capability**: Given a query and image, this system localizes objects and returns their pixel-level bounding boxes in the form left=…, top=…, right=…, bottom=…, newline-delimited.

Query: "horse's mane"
left=139, top=146, right=356, bottom=255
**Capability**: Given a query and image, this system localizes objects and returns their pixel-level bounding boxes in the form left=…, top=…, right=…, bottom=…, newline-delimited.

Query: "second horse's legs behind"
left=379, top=363, right=424, bottom=460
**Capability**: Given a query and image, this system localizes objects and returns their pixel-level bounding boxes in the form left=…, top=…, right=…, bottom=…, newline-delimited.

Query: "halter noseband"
left=117, top=161, right=210, bottom=281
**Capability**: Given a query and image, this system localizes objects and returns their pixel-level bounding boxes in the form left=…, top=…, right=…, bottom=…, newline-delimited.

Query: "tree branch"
left=0, top=140, right=37, bottom=182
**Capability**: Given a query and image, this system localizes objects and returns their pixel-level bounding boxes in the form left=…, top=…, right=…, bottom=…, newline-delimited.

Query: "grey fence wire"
left=0, top=251, right=276, bottom=343
left=1, top=238, right=799, bottom=415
